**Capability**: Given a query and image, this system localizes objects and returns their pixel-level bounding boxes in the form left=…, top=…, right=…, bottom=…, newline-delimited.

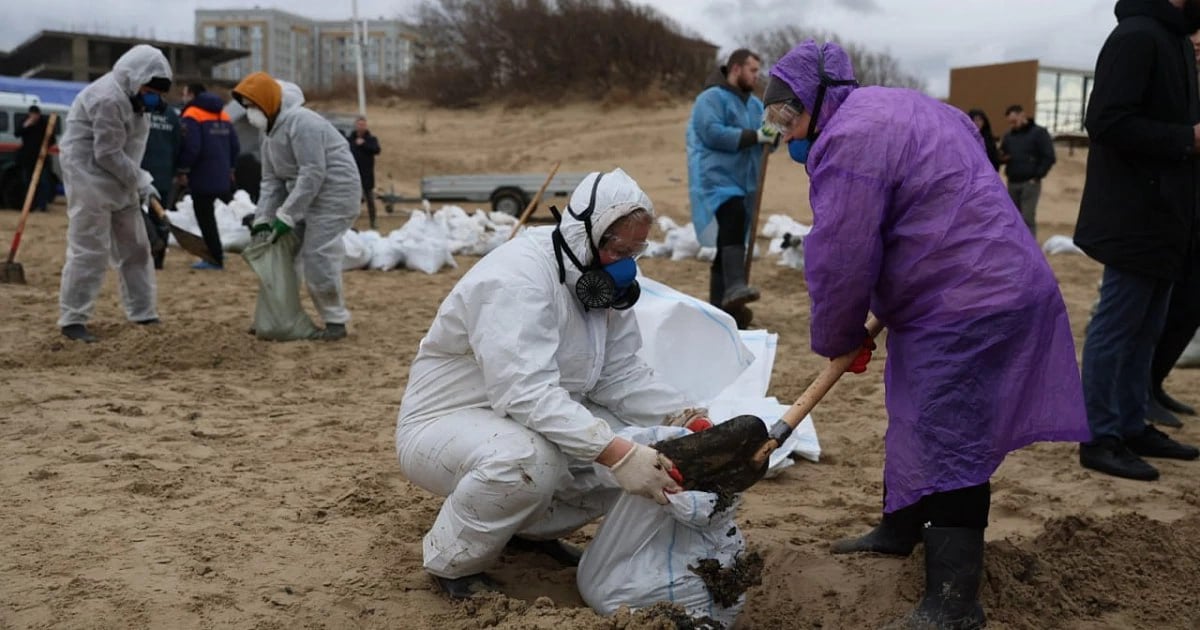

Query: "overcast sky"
left=3, top=0, right=1119, bottom=96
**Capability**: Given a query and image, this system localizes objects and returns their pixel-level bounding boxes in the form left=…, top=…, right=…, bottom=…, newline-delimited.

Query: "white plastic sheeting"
left=633, top=277, right=820, bottom=473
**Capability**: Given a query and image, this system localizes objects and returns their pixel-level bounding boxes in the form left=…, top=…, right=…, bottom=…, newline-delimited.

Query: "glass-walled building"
left=948, top=60, right=1093, bottom=138
left=1035, top=65, right=1094, bottom=135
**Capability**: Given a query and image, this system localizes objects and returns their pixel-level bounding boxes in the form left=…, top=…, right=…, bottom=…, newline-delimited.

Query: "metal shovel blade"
left=0, top=261, right=26, bottom=284
left=171, top=224, right=219, bottom=266
left=653, top=414, right=771, bottom=495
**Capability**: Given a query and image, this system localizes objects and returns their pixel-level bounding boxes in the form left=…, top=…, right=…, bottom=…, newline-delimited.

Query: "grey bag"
left=242, top=232, right=319, bottom=341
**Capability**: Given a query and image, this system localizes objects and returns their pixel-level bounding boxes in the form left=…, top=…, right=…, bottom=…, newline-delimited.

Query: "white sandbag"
left=644, top=241, right=672, bottom=258
left=396, top=211, right=457, bottom=275
left=633, top=278, right=756, bottom=404
left=367, top=228, right=406, bottom=270
left=1042, top=235, right=1084, bottom=255
left=697, top=246, right=716, bottom=262
left=578, top=425, right=747, bottom=629
left=341, top=231, right=373, bottom=271
left=778, top=232, right=805, bottom=271
left=667, top=223, right=702, bottom=261
left=760, top=214, right=811, bottom=239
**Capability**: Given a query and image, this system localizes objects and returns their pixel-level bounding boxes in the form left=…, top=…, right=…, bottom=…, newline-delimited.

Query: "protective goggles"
left=599, top=233, right=650, bottom=259
left=763, top=99, right=805, bottom=135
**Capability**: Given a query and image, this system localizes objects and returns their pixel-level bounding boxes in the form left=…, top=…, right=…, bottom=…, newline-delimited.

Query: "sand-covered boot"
left=888, top=527, right=986, bottom=630
left=831, top=509, right=922, bottom=556
left=431, top=572, right=501, bottom=599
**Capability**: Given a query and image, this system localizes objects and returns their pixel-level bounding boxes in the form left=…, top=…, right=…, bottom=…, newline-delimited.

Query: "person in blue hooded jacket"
left=686, top=48, right=775, bottom=329
left=178, top=89, right=239, bottom=270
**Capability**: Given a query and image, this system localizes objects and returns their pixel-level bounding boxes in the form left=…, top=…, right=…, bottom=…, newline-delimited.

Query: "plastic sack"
left=667, top=223, right=702, bottom=261
left=1042, top=235, right=1084, bottom=255
left=760, top=214, right=811, bottom=239
left=396, top=211, right=457, bottom=275
left=341, top=230, right=373, bottom=270
left=578, top=426, right=747, bottom=628
left=242, top=231, right=320, bottom=341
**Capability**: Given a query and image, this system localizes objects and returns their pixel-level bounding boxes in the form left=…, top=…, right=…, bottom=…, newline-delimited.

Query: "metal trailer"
left=418, top=172, right=590, bottom=216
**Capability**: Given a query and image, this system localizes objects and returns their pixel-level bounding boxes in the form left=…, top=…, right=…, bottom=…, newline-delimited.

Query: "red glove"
left=684, top=416, right=713, bottom=432
left=845, top=337, right=877, bottom=374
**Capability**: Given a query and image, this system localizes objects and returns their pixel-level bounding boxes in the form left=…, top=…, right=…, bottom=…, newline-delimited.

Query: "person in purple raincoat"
left=762, top=41, right=1090, bottom=630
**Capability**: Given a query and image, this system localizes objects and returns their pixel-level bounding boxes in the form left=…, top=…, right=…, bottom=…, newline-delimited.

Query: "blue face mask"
left=788, top=138, right=812, bottom=164
left=139, top=92, right=164, bottom=113
left=602, top=257, right=638, bottom=294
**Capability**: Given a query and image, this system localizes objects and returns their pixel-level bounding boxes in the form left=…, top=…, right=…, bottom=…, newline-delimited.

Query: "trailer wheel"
left=491, top=188, right=527, bottom=216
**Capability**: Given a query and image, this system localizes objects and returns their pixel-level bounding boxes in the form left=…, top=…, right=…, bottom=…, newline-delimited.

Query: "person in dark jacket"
left=14, top=105, right=56, bottom=212
left=178, top=90, right=239, bottom=270
left=999, top=104, right=1055, bottom=234
left=139, top=104, right=180, bottom=268
left=1075, top=0, right=1200, bottom=482
left=967, top=109, right=1001, bottom=171
left=1147, top=26, right=1200, bottom=428
left=346, top=116, right=381, bottom=229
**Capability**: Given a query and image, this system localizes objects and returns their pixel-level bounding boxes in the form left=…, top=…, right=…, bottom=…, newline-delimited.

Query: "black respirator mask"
left=551, top=173, right=642, bottom=311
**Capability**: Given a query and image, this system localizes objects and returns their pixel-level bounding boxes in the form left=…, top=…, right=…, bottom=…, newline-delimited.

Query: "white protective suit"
left=395, top=168, right=689, bottom=579
left=58, top=45, right=171, bottom=327
left=253, top=81, right=360, bottom=324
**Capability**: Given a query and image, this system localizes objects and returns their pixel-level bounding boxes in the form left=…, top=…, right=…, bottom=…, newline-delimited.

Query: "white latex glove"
left=609, top=442, right=681, bottom=505
left=137, top=170, right=158, bottom=205
left=756, top=125, right=778, bottom=144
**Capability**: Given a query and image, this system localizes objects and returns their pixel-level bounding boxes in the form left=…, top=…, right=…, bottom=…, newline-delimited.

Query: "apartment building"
left=194, top=8, right=420, bottom=91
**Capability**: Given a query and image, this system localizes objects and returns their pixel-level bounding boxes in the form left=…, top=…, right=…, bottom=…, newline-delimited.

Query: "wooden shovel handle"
left=148, top=196, right=167, bottom=220
left=508, top=161, right=561, bottom=240
left=780, top=315, right=885, bottom=428
left=744, top=143, right=771, bottom=281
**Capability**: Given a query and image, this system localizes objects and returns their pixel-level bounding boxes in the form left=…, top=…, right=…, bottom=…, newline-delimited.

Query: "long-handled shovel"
left=147, top=197, right=219, bottom=265
left=657, top=315, right=885, bottom=495
left=2, top=113, right=58, bottom=284
left=509, top=161, right=562, bottom=240
left=744, top=143, right=771, bottom=282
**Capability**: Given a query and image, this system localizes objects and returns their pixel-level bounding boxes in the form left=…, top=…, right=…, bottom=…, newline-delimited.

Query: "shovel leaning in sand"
left=656, top=315, right=885, bottom=495
left=1, top=113, right=57, bottom=285
left=147, top=197, right=218, bottom=265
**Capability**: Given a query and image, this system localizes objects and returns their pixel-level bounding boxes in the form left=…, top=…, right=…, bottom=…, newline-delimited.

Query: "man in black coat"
left=999, top=104, right=1055, bottom=234
left=14, top=105, right=55, bottom=211
left=347, top=116, right=382, bottom=229
left=1075, top=0, right=1200, bottom=481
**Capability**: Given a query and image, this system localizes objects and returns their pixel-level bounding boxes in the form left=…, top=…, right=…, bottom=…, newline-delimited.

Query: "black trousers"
left=192, top=194, right=224, bottom=265
left=1152, top=256, right=1200, bottom=391
left=362, top=186, right=377, bottom=226
left=888, top=482, right=991, bottom=530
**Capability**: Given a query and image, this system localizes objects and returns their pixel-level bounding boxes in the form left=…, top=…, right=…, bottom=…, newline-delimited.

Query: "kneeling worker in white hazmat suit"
left=58, top=45, right=173, bottom=343
left=396, top=168, right=711, bottom=598
left=232, top=72, right=361, bottom=340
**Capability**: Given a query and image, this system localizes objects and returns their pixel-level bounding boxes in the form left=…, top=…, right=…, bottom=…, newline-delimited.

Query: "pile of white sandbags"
left=642, top=214, right=810, bottom=270
left=169, top=191, right=257, bottom=253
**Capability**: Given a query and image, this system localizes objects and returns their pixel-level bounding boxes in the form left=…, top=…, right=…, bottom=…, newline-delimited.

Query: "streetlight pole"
left=352, top=0, right=366, bottom=116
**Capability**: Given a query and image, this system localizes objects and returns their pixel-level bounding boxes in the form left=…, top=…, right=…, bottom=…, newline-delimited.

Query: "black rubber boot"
left=709, top=263, right=724, bottom=307
left=505, top=536, right=584, bottom=567
left=890, top=527, right=986, bottom=630
left=431, top=573, right=501, bottom=599
left=719, top=245, right=760, bottom=310
left=831, top=509, right=922, bottom=556
left=61, top=324, right=98, bottom=344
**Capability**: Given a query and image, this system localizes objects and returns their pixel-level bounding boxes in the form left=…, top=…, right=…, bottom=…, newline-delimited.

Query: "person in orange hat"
left=232, top=72, right=361, bottom=340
